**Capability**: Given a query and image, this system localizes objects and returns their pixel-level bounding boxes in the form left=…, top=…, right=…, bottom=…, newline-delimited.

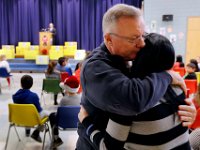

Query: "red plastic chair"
left=173, top=67, right=186, bottom=77
left=190, top=108, right=200, bottom=129
left=173, top=62, right=180, bottom=69
left=184, top=80, right=198, bottom=95
left=60, top=72, right=69, bottom=82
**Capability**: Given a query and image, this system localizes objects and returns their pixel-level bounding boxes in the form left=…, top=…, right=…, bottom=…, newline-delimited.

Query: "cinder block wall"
left=143, top=0, right=200, bottom=60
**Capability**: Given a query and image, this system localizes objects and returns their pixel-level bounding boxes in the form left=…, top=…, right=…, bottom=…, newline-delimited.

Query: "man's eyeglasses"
left=109, top=33, right=146, bottom=44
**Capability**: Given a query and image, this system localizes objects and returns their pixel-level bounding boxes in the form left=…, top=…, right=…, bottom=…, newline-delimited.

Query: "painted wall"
left=143, top=0, right=200, bottom=60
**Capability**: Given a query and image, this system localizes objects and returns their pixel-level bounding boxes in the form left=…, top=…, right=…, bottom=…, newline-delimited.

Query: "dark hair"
left=132, top=33, right=175, bottom=78
left=176, top=55, right=183, bottom=63
left=74, top=61, right=83, bottom=71
left=176, top=55, right=185, bottom=67
left=187, top=62, right=196, bottom=69
left=21, top=75, right=33, bottom=89
left=58, top=57, right=67, bottom=66
left=190, top=59, right=199, bottom=72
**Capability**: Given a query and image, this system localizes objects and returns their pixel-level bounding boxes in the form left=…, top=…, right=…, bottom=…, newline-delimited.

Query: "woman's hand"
left=178, top=98, right=197, bottom=127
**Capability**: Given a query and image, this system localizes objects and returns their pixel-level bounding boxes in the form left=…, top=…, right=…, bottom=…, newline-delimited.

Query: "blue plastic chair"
left=57, top=106, right=80, bottom=129
left=0, top=68, right=12, bottom=87
left=0, top=67, right=12, bottom=77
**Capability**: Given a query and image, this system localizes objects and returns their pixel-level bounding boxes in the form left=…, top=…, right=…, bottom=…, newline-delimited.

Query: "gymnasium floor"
left=0, top=73, right=78, bottom=150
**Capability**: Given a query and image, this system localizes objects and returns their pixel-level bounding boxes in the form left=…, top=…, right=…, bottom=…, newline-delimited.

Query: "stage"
left=8, top=58, right=79, bottom=73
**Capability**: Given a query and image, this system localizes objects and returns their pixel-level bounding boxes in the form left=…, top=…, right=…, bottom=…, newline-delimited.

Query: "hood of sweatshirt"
left=12, top=89, right=31, bottom=102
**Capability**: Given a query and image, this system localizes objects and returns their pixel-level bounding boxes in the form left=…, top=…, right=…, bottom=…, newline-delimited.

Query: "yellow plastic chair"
left=5, top=104, right=51, bottom=150
left=195, top=72, right=200, bottom=84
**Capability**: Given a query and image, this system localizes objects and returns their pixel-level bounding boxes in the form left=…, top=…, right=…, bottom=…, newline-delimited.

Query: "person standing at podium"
left=48, top=23, right=56, bottom=45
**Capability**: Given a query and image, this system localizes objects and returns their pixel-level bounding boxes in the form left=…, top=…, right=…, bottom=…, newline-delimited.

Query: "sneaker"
left=52, top=137, right=63, bottom=148
left=31, top=133, right=42, bottom=143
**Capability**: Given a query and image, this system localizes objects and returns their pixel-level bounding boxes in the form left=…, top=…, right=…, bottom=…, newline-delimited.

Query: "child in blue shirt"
left=13, top=75, right=48, bottom=143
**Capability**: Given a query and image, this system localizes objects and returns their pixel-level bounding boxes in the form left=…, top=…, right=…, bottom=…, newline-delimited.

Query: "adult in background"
left=48, top=23, right=56, bottom=45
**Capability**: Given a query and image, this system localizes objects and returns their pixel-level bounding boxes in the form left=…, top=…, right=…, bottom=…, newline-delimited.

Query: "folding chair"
left=0, top=67, right=12, bottom=86
left=173, top=62, right=180, bottom=69
left=57, top=106, right=80, bottom=130
left=5, top=104, right=51, bottom=150
left=195, top=72, right=200, bottom=84
left=41, top=78, right=62, bottom=105
left=190, top=108, right=200, bottom=129
left=60, top=72, right=69, bottom=82
left=184, top=79, right=198, bottom=96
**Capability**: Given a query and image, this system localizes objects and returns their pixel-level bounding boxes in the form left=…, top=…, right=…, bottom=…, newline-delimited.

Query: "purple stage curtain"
left=0, top=0, right=142, bottom=50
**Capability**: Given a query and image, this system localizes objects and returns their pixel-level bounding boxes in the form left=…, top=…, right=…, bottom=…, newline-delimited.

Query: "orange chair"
left=60, top=72, right=69, bottom=82
left=173, top=62, right=180, bottom=69
left=184, top=80, right=198, bottom=95
left=173, top=67, right=186, bottom=77
left=190, top=108, right=200, bottom=129
left=74, top=68, right=82, bottom=93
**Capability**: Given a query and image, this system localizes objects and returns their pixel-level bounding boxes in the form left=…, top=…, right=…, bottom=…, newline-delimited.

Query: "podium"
left=39, top=32, right=52, bottom=55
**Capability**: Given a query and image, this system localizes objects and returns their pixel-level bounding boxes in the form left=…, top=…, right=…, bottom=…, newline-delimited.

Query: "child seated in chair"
left=12, top=75, right=48, bottom=143
left=45, top=61, right=61, bottom=105
left=55, top=57, right=72, bottom=76
left=49, top=75, right=81, bottom=148
left=184, top=62, right=197, bottom=80
left=0, top=54, right=11, bottom=86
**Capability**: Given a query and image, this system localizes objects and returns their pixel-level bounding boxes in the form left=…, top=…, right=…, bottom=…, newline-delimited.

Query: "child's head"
left=21, top=75, right=33, bottom=89
left=47, top=61, right=57, bottom=74
left=176, top=55, right=183, bottom=63
left=186, top=62, right=196, bottom=73
left=0, top=54, right=6, bottom=61
left=58, top=57, right=67, bottom=66
left=60, top=75, right=80, bottom=94
left=132, top=33, right=175, bottom=78
left=190, top=59, right=199, bottom=72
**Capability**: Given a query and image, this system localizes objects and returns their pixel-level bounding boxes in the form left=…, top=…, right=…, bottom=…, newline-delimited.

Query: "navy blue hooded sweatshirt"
left=12, top=89, right=42, bottom=113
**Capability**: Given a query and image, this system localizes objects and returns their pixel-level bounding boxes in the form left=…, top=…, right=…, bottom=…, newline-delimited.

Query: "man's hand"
left=167, top=70, right=187, bottom=94
left=178, top=98, right=196, bottom=127
left=78, top=105, right=89, bottom=123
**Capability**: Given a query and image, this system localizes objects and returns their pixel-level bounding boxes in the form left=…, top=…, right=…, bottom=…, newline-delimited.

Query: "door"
left=186, top=17, right=200, bottom=63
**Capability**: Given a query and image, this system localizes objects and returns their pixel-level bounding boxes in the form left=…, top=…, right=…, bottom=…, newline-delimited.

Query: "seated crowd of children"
left=11, top=56, right=83, bottom=148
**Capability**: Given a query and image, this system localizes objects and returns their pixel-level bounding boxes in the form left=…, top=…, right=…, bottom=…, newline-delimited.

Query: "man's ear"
left=104, top=33, right=112, bottom=45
